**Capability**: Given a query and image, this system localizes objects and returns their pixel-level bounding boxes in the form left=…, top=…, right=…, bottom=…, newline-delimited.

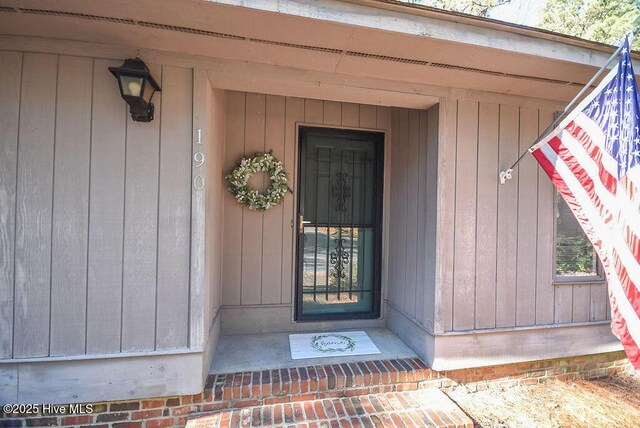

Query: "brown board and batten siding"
left=0, top=51, right=24, bottom=359
left=0, top=52, right=194, bottom=358
left=221, top=92, right=391, bottom=331
left=386, top=106, right=439, bottom=333
left=435, top=98, right=610, bottom=334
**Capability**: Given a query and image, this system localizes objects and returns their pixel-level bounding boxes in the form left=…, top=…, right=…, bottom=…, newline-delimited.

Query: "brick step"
left=208, top=359, right=439, bottom=407
left=187, top=389, right=473, bottom=428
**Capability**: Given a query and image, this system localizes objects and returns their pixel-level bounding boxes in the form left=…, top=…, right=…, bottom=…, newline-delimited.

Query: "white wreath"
left=225, top=152, right=290, bottom=211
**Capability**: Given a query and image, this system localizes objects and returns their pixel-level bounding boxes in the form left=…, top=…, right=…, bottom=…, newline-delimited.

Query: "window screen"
left=555, top=193, right=599, bottom=278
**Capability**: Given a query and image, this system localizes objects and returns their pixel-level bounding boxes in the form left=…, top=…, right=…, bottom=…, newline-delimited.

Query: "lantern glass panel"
left=121, top=75, right=144, bottom=97
left=142, top=80, right=156, bottom=103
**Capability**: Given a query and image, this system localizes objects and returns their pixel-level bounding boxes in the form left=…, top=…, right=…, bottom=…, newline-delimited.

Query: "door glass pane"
left=301, top=226, right=375, bottom=315
left=299, top=130, right=381, bottom=318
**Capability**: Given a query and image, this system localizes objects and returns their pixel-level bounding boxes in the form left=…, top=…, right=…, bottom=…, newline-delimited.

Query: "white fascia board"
left=207, top=0, right=615, bottom=68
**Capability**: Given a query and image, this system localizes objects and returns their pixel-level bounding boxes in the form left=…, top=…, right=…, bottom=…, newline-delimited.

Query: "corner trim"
left=385, top=303, right=434, bottom=366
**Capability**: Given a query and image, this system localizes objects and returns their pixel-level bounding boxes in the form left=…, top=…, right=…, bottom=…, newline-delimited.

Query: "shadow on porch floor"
left=209, top=328, right=418, bottom=374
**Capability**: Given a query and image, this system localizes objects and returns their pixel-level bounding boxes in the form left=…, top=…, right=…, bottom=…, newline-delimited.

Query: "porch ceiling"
left=0, top=0, right=633, bottom=104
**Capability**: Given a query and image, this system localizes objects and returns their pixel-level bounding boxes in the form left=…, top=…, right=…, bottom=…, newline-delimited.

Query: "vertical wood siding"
left=262, top=95, right=286, bottom=305
left=435, top=99, right=457, bottom=333
left=453, top=101, right=478, bottom=331
left=86, top=59, right=127, bottom=354
left=14, top=53, right=58, bottom=358
left=535, top=109, right=556, bottom=326
left=0, top=51, right=22, bottom=358
left=221, top=93, right=390, bottom=307
left=120, top=62, right=162, bottom=352
left=206, top=88, right=226, bottom=324
left=438, top=99, right=611, bottom=332
left=475, top=103, right=499, bottom=329
left=423, top=107, right=439, bottom=330
left=387, top=106, right=439, bottom=331
left=50, top=56, right=93, bottom=356
left=156, top=66, right=193, bottom=350
left=495, top=105, right=519, bottom=328
left=0, top=52, right=193, bottom=358
left=192, top=75, right=225, bottom=351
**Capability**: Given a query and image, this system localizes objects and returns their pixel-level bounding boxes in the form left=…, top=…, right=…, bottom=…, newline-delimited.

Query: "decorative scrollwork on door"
left=331, top=172, right=351, bottom=212
left=329, top=233, right=350, bottom=283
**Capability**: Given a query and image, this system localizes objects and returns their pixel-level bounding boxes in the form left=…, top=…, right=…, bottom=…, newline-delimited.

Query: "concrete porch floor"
left=209, top=328, right=418, bottom=374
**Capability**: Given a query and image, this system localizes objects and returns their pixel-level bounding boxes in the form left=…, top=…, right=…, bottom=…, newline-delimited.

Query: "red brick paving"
left=185, top=389, right=472, bottom=428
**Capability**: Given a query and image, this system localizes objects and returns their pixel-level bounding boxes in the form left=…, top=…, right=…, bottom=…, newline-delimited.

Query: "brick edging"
left=1, top=352, right=630, bottom=427
left=435, top=351, right=629, bottom=391
left=208, top=358, right=430, bottom=408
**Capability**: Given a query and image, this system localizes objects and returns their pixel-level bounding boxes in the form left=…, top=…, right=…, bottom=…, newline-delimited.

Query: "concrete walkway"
left=186, top=389, right=473, bottom=427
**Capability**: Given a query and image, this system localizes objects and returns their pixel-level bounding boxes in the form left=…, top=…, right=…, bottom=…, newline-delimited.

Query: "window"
left=555, top=192, right=602, bottom=280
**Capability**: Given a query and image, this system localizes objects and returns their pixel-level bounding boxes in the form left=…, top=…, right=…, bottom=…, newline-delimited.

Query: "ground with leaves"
left=447, top=371, right=640, bottom=427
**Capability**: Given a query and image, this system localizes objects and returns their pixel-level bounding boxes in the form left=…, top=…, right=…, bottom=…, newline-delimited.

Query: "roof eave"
left=348, top=0, right=638, bottom=57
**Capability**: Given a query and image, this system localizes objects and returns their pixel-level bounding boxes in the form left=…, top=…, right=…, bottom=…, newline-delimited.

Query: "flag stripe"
left=547, top=136, right=614, bottom=224
left=533, top=146, right=640, bottom=354
left=549, top=130, right=640, bottom=247
left=537, top=142, right=640, bottom=300
left=573, top=113, right=621, bottom=178
left=565, top=119, right=618, bottom=194
left=612, top=248, right=640, bottom=316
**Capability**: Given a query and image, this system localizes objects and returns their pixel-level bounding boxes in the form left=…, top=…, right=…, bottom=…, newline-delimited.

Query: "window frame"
left=552, top=191, right=605, bottom=285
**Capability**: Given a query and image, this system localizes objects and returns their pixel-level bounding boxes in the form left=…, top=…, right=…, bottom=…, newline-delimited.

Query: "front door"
left=296, top=127, right=384, bottom=321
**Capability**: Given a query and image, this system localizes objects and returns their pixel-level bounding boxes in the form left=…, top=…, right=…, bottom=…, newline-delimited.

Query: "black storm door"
left=296, top=127, right=384, bottom=321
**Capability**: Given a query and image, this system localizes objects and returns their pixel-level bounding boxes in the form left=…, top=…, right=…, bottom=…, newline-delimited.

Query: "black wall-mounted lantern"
left=109, top=57, right=161, bottom=122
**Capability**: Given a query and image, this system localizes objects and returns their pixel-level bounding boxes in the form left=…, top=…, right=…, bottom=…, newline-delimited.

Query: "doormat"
left=289, top=331, right=381, bottom=360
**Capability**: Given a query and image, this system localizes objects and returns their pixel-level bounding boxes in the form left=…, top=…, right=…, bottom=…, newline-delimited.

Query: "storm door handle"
left=299, top=214, right=311, bottom=234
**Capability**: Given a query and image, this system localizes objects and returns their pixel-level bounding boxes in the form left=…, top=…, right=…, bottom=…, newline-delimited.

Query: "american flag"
left=531, top=36, right=640, bottom=368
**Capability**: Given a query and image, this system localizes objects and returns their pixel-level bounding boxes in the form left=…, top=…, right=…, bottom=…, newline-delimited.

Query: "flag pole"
left=499, top=25, right=640, bottom=184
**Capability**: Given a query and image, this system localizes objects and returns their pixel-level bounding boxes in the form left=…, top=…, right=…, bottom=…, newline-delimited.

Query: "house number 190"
left=193, top=128, right=204, bottom=191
